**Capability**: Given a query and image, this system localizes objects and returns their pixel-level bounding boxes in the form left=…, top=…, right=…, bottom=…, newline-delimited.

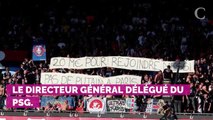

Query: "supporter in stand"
left=0, top=70, right=3, bottom=82
left=76, top=99, right=84, bottom=112
left=61, top=100, right=72, bottom=111
left=3, top=67, right=11, bottom=81
left=172, top=95, right=184, bottom=114
left=187, top=82, right=197, bottom=113
left=163, top=65, right=173, bottom=84
left=44, top=102, right=54, bottom=112
left=154, top=71, right=164, bottom=84
left=208, top=83, right=213, bottom=112
left=0, top=84, right=5, bottom=109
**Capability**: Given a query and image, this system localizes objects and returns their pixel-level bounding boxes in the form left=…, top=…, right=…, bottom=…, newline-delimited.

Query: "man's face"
left=204, top=94, right=208, bottom=99
left=190, top=83, right=194, bottom=87
left=24, top=70, right=28, bottom=75
left=144, top=75, right=148, bottom=80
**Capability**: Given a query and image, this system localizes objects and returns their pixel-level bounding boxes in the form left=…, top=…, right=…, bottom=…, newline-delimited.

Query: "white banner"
left=49, top=56, right=194, bottom=73
left=41, top=73, right=141, bottom=84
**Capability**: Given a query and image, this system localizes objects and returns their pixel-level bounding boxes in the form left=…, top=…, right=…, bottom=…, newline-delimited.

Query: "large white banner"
left=41, top=73, right=142, bottom=84
left=49, top=56, right=195, bottom=73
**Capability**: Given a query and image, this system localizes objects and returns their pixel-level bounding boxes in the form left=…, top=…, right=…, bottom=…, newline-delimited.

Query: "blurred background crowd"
left=0, top=0, right=213, bottom=114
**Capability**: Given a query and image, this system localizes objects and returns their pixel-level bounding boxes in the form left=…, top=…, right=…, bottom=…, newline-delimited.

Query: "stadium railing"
left=0, top=110, right=213, bottom=119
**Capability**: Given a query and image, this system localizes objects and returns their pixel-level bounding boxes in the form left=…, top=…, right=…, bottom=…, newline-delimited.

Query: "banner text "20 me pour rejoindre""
left=50, top=56, right=194, bottom=73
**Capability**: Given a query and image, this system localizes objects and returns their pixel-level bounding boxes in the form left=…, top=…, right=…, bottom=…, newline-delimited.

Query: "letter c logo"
left=194, top=7, right=206, bottom=20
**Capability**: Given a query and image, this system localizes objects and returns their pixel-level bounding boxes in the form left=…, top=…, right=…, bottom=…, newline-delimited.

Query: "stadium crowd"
left=0, top=0, right=213, bottom=114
